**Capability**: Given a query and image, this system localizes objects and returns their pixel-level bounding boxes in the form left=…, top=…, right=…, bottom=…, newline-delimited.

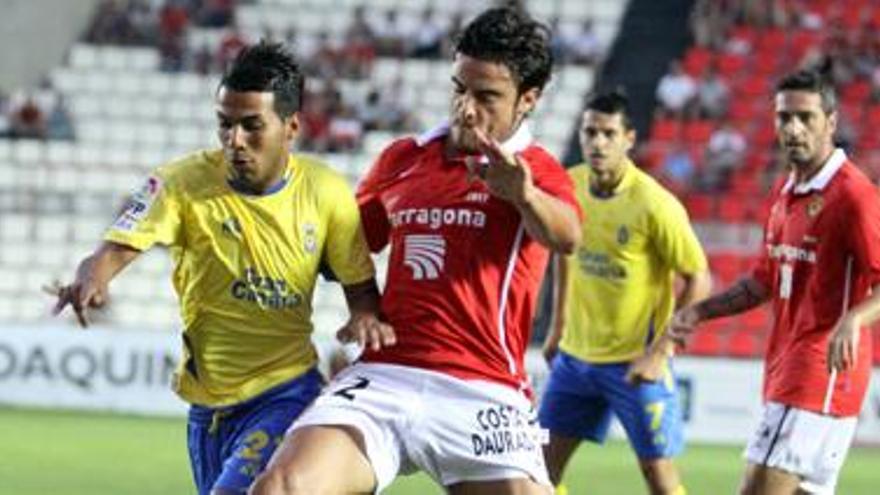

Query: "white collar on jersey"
left=781, top=148, right=847, bottom=195
left=414, top=121, right=534, bottom=156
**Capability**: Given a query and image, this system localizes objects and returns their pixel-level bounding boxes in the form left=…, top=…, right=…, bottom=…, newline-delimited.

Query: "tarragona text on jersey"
left=356, top=123, right=580, bottom=392
left=105, top=150, right=374, bottom=407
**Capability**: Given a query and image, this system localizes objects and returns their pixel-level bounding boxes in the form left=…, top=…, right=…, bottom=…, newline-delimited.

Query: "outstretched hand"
left=827, top=314, right=860, bottom=373
left=337, top=313, right=396, bottom=352
left=44, top=277, right=108, bottom=328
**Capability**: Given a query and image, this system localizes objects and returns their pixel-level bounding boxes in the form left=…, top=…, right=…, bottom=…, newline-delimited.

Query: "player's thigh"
left=538, top=354, right=613, bottom=444
left=542, top=433, right=581, bottom=485
left=739, top=462, right=801, bottom=495
left=250, top=425, right=376, bottom=495
left=447, top=477, right=553, bottom=495
left=605, top=366, right=683, bottom=459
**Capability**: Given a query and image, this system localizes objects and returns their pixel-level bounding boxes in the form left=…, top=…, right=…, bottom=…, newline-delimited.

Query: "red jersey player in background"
left=250, top=7, right=581, bottom=495
left=668, top=70, right=880, bottom=495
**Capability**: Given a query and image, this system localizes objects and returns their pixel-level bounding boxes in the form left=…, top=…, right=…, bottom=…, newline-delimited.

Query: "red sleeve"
left=847, top=181, right=880, bottom=287
left=356, top=138, right=416, bottom=253
left=520, top=147, right=583, bottom=220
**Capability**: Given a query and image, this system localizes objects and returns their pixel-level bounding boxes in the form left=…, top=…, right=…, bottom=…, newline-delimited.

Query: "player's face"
left=774, top=90, right=836, bottom=169
left=579, top=110, right=635, bottom=181
left=449, top=54, right=538, bottom=153
left=216, top=87, right=299, bottom=193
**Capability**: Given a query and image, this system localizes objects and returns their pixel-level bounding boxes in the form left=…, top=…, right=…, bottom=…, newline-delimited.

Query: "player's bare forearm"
left=340, top=278, right=395, bottom=350
left=514, top=185, right=581, bottom=254
left=676, top=270, right=712, bottom=309
left=843, top=284, right=880, bottom=327
left=341, top=278, right=383, bottom=315
left=78, top=242, right=141, bottom=287
left=693, top=276, right=770, bottom=320
left=543, top=254, right=569, bottom=361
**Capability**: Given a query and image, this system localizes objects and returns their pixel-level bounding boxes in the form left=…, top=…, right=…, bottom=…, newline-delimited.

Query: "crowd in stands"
left=645, top=0, right=880, bottom=200
left=0, top=0, right=607, bottom=150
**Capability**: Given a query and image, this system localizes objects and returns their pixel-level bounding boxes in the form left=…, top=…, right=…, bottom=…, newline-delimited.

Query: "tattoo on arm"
left=697, top=278, right=769, bottom=319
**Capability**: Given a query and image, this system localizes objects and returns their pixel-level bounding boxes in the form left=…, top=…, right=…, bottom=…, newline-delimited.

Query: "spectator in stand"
left=656, top=61, right=697, bottom=119
left=703, top=121, right=746, bottom=191
left=567, top=18, right=603, bottom=66
left=327, top=105, right=364, bottom=152
left=217, top=22, right=249, bottom=71
left=196, top=0, right=235, bottom=28
left=374, top=8, right=408, bottom=58
left=46, top=95, right=76, bottom=141
left=659, top=146, right=696, bottom=194
left=697, top=66, right=730, bottom=119
left=409, top=7, right=444, bottom=58
left=341, top=5, right=376, bottom=78
left=9, top=96, right=47, bottom=139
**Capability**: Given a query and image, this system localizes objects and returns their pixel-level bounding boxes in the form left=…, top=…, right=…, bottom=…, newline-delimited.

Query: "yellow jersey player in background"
left=50, top=41, right=394, bottom=495
left=538, top=91, right=711, bottom=495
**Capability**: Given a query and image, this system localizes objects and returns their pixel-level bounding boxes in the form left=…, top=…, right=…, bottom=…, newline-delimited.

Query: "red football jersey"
left=752, top=150, right=880, bottom=416
left=356, top=124, right=579, bottom=392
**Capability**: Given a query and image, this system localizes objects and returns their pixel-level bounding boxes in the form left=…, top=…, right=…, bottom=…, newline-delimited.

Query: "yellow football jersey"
left=105, top=149, right=374, bottom=407
left=559, top=161, right=707, bottom=363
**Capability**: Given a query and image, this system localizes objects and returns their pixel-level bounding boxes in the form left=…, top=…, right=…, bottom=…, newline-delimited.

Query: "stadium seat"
left=682, top=120, right=714, bottom=145
left=727, top=329, right=759, bottom=358
left=682, top=47, right=712, bottom=76
left=650, top=118, right=681, bottom=142
left=683, top=194, right=714, bottom=221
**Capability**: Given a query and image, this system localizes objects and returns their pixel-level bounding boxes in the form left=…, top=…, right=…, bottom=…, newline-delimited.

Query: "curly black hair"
left=454, top=7, right=553, bottom=94
left=586, top=89, right=633, bottom=130
left=219, top=40, right=304, bottom=118
left=776, top=70, right=837, bottom=114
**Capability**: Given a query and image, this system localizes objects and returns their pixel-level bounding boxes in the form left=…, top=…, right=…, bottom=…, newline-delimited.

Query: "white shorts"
left=744, top=401, right=857, bottom=494
left=290, top=363, right=551, bottom=493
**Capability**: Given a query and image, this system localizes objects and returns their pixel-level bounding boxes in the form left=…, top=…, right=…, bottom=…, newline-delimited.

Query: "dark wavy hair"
left=219, top=40, right=304, bottom=118
left=454, top=7, right=553, bottom=94
left=586, top=89, right=633, bottom=130
left=776, top=70, right=837, bottom=114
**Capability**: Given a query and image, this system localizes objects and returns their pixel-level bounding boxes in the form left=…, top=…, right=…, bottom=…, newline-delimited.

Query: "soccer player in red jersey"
left=668, top=70, right=880, bottom=494
left=250, top=7, right=581, bottom=495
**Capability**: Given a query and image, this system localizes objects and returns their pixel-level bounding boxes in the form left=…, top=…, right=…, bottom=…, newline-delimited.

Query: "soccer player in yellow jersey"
left=538, top=91, right=711, bottom=495
left=50, top=41, right=393, bottom=495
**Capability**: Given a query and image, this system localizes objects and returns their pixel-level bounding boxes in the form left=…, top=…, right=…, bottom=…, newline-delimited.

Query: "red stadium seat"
left=842, top=80, right=871, bottom=103
left=727, top=329, right=760, bottom=358
left=716, top=195, right=751, bottom=224
left=651, top=118, right=681, bottom=141
left=736, top=74, right=770, bottom=99
left=717, top=53, right=747, bottom=78
left=687, top=330, right=722, bottom=356
left=754, top=50, right=780, bottom=75
left=682, top=47, right=713, bottom=76
left=756, top=28, right=787, bottom=53
left=683, top=194, right=715, bottom=221
left=682, top=120, right=714, bottom=145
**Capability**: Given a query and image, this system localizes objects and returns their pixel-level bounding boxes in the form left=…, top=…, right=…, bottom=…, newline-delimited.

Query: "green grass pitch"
left=1, top=407, right=877, bottom=494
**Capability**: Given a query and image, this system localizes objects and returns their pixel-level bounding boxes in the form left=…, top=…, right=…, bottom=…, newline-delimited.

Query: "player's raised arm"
left=470, top=127, right=581, bottom=254
left=50, top=241, right=141, bottom=327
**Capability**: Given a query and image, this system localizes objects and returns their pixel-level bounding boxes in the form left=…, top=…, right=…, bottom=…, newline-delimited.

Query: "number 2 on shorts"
left=333, top=376, right=370, bottom=400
